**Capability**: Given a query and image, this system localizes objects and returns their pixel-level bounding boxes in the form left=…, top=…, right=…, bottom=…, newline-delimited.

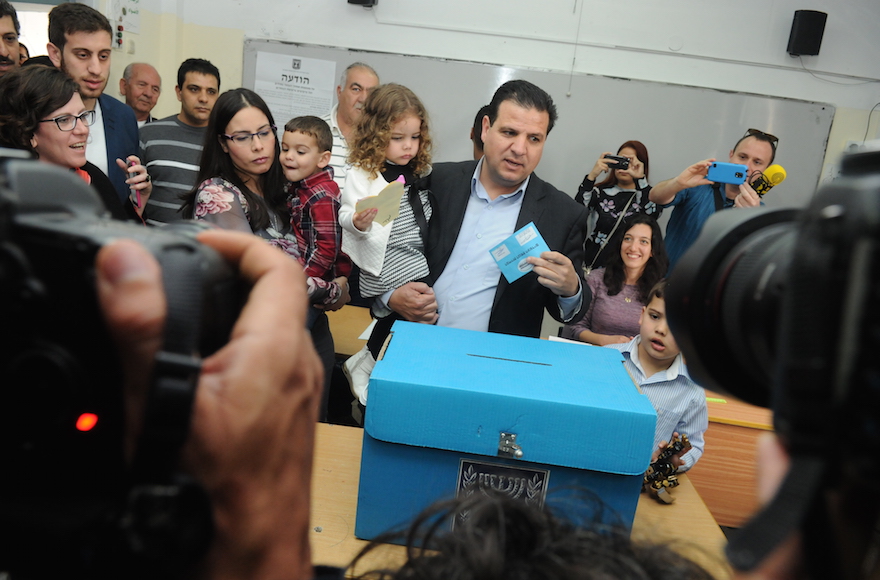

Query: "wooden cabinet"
left=686, top=391, right=774, bottom=528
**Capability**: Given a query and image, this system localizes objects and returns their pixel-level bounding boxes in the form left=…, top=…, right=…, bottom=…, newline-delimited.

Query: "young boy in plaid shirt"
left=282, top=116, right=352, bottom=326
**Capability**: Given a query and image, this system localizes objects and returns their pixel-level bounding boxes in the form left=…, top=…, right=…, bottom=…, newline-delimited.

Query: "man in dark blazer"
left=96, top=93, right=139, bottom=201
left=386, top=80, right=589, bottom=338
left=48, top=3, right=138, bottom=204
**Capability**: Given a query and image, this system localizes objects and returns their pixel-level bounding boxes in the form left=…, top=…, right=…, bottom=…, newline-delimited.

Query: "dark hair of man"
left=0, top=0, right=20, bottom=34
left=177, top=58, right=221, bottom=91
left=471, top=104, right=490, bottom=152
left=0, top=65, right=79, bottom=156
left=48, top=3, right=112, bottom=51
left=348, top=491, right=714, bottom=580
left=285, top=115, right=333, bottom=153
left=182, top=88, right=285, bottom=228
left=596, top=140, right=650, bottom=189
left=485, top=79, right=558, bottom=134
left=731, top=132, right=777, bottom=165
left=603, top=213, right=669, bottom=303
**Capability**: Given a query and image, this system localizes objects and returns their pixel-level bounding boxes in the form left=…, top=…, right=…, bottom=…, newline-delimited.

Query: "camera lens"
left=666, top=208, right=800, bottom=407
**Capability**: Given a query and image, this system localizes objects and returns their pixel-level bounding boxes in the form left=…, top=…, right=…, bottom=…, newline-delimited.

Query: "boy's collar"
left=627, top=336, right=688, bottom=381
left=296, top=165, right=335, bottom=188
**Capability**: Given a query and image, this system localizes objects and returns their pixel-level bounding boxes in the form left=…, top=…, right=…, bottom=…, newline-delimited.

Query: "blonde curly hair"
left=348, top=83, right=432, bottom=179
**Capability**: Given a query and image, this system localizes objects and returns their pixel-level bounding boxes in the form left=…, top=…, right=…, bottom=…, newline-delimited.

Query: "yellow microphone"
left=752, top=164, right=786, bottom=196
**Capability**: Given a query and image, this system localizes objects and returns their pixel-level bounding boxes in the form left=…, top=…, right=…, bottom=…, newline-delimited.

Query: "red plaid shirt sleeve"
left=291, top=169, right=352, bottom=280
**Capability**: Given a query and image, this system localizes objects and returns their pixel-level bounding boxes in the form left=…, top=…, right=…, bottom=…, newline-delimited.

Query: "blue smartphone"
left=707, top=162, right=748, bottom=185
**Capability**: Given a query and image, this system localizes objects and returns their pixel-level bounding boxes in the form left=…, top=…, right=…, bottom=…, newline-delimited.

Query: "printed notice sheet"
left=254, top=53, right=336, bottom=127
left=489, top=222, right=550, bottom=283
left=354, top=181, right=405, bottom=227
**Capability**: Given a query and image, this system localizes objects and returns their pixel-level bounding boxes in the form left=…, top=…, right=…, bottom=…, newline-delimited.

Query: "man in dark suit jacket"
left=386, top=80, right=589, bottom=338
left=97, top=93, right=139, bottom=201
left=47, top=3, right=139, bottom=203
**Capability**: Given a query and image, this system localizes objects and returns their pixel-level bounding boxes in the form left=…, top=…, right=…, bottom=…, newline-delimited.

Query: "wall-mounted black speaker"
left=348, top=0, right=376, bottom=5
left=787, top=10, right=827, bottom=56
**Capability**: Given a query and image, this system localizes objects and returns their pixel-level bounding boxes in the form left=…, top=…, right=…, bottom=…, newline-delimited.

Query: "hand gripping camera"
left=0, top=151, right=242, bottom=579
left=667, top=149, right=880, bottom=579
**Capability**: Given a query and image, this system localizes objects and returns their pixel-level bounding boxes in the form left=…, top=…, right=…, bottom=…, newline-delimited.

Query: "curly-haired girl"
left=338, top=83, right=433, bottom=409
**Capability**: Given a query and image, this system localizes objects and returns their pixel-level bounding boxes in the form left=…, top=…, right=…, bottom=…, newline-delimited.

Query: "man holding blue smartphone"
left=649, top=129, right=777, bottom=269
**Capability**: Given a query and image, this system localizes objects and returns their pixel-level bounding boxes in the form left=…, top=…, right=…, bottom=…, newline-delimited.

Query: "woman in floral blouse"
left=183, top=88, right=348, bottom=420
left=575, top=140, right=661, bottom=270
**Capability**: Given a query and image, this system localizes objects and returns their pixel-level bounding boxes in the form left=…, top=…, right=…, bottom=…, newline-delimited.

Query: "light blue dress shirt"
left=607, top=337, right=708, bottom=471
left=433, top=160, right=581, bottom=332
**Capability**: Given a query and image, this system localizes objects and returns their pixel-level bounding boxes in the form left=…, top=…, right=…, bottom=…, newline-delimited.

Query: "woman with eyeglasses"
left=0, top=65, right=150, bottom=221
left=182, top=88, right=349, bottom=421
left=184, top=88, right=289, bottom=235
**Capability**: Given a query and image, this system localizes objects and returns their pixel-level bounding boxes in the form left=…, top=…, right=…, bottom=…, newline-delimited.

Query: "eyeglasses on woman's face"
left=39, top=110, right=97, bottom=132
left=222, top=125, right=277, bottom=146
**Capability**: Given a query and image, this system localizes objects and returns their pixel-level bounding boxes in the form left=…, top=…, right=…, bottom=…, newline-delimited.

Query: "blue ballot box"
left=354, top=322, right=657, bottom=541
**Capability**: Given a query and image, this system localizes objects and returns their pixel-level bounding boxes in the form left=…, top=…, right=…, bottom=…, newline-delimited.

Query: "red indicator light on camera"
left=76, top=413, right=98, bottom=432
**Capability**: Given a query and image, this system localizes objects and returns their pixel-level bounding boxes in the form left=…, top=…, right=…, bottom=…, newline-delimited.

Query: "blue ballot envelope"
left=489, top=222, right=551, bottom=283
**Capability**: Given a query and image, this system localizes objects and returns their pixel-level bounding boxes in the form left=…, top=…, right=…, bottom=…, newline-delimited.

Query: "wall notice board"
left=244, top=39, right=834, bottom=210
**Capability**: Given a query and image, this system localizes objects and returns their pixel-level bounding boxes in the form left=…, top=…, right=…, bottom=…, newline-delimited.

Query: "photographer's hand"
left=649, top=159, right=714, bottom=205
left=626, top=156, right=646, bottom=181
left=734, top=182, right=761, bottom=208
left=96, top=231, right=322, bottom=580
left=586, top=152, right=613, bottom=182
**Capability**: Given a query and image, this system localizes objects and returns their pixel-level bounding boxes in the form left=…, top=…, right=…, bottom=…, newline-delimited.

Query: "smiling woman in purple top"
left=562, top=214, right=667, bottom=345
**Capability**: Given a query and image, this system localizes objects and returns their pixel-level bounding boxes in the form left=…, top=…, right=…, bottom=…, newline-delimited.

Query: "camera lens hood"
left=667, top=207, right=800, bottom=407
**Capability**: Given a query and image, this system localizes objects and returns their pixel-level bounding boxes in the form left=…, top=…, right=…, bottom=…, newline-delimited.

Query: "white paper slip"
left=355, top=181, right=405, bottom=227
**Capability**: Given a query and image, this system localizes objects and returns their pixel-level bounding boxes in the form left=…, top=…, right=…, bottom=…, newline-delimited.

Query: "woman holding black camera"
left=576, top=140, right=660, bottom=271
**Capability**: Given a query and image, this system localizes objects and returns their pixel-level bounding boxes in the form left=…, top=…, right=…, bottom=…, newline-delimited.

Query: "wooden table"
left=687, top=391, right=774, bottom=528
left=310, top=423, right=731, bottom=579
left=327, top=306, right=372, bottom=358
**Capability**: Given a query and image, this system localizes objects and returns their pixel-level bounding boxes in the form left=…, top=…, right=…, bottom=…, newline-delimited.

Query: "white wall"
left=167, top=0, right=879, bottom=108
left=109, top=0, right=878, bottom=172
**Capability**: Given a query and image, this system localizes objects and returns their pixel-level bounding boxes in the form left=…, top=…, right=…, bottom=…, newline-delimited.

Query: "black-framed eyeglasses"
left=745, top=128, right=779, bottom=145
left=39, top=110, right=97, bottom=132
left=222, top=125, right=277, bottom=145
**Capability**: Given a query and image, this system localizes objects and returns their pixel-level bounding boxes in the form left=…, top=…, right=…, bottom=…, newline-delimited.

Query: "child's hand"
left=651, top=433, right=687, bottom=468
left=353, top=207, right=378, bottom=232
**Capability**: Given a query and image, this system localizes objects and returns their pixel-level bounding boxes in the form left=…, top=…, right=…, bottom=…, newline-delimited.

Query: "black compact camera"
left=0, top=152, right=243, bottom=578
left=667, top=149, right=880, bottom=578
left=604, top=154, right=630, bottom=170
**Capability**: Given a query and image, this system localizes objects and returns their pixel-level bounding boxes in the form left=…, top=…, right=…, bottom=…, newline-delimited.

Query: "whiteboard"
left=243, top=39, right=834, bottom=210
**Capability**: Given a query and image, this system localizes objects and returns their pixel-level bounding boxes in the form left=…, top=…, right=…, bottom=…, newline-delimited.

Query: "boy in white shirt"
left=607, top=280, right=708, bottom=471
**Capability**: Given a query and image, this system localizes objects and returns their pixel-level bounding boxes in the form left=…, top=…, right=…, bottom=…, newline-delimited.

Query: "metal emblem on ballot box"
left=455, top=459, right=550, bottom=515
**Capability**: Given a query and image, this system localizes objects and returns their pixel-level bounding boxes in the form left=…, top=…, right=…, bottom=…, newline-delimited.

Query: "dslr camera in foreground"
left=0, top=151, right=243, bottom=579
left=668, top=149, right=880, bottom=579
